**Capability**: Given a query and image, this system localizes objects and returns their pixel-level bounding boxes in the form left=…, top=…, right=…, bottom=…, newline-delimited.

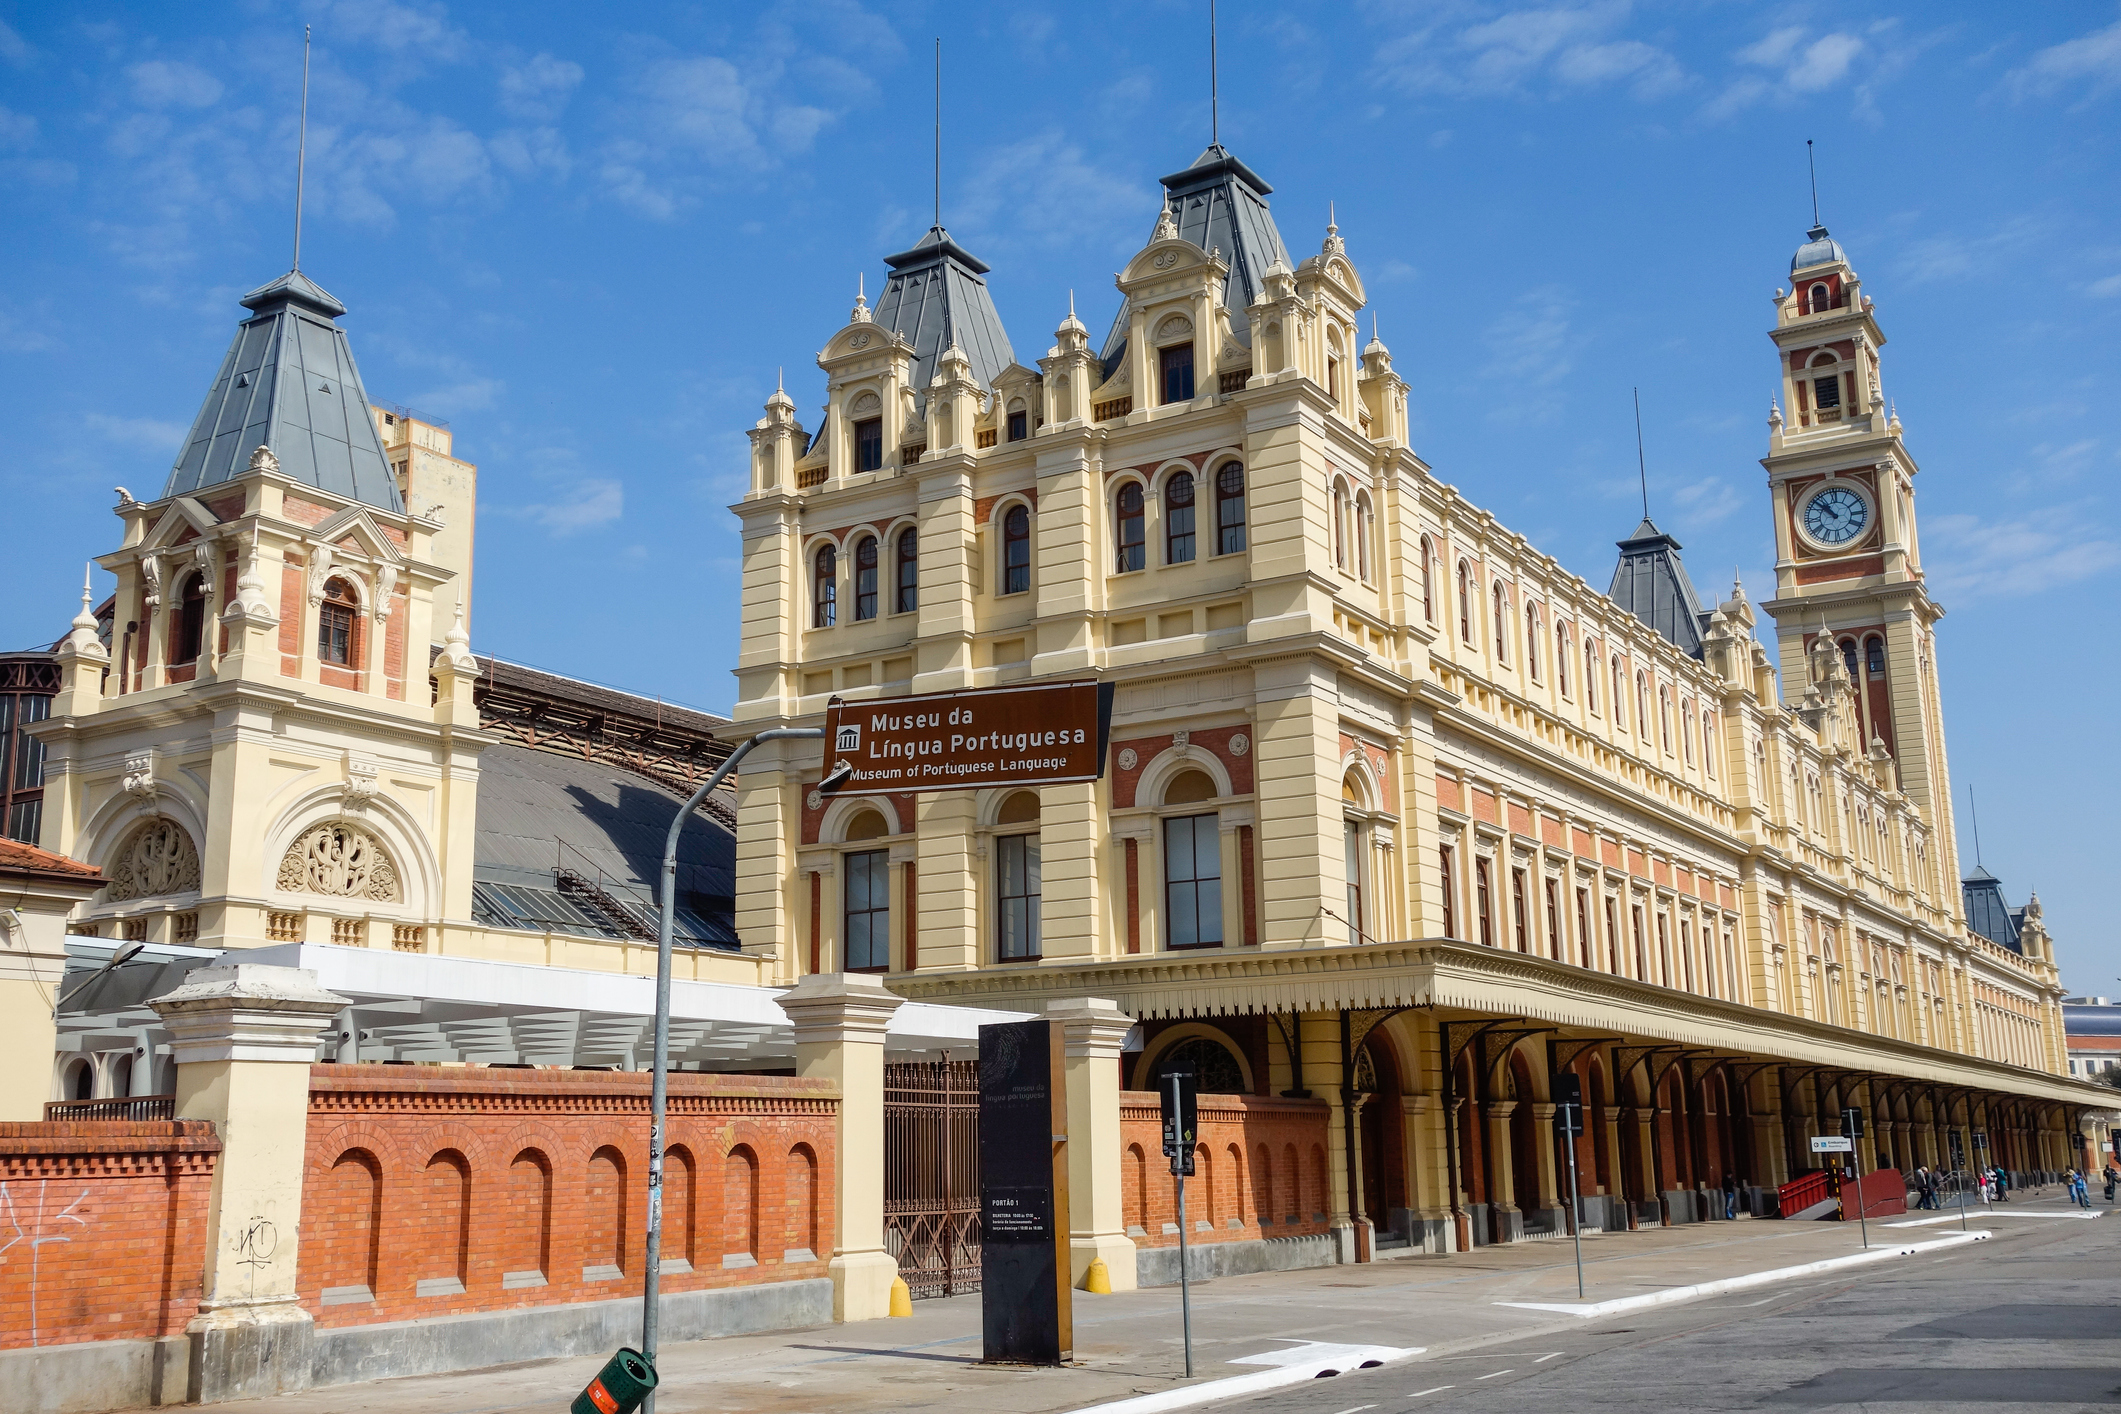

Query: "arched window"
left=1585, top=639, right=1598, bottom=712
left=1492, top=582, right=1508, bottom=662
left=811, top=545, right=836, bottom=628
left=1864, top=635, right=1885, bottom=677
left=995, top=791, right=1041, bottom=962
left=1001, top=505, right=1030, bottom=595
left=1326, top=330, right=1344, bottom=407
left=1808, top=282, right=1831, bottom=314
left=1354, top=492, right=1373, bottom=580
left=1006, top=398, right=1029, bottom=442
left=1419, top=536, right=1435, bottom=622
left=1556, top=623, right=1570, bottom=696
left=1457, top=561, right=1473, bottom=643
left=895, top=528, right=918, bottom=613
left=1331, top=483, right=1348, bottom=568
left=1159, top=336, right=1195, bottom=405
left=319, top=577, right=360, bottom=665
left=1611, top=655, right=1627, bottom=729
left=1215, top=463, right=1246, bottom=553
left=171, top=572, right=207, bottom=665
left=1680, top=697, right=1693, bottom=763
left=1703, top=712, right=1717, bottom=778
left=1166, top=471, right=1196, bottom=564
left=1654, top=681, right=1669, bottom=748
left=1839, top=638, right=1858, bottom=679
left=1525, top=602, right=1540, bottom=679
left=852, top=536, right=879, bottom=621
left=1115, top=482, right=1145, bottom=573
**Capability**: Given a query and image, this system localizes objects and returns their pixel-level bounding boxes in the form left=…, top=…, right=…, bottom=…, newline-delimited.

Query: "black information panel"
left=979, top=1019, right=1071, bottom=1364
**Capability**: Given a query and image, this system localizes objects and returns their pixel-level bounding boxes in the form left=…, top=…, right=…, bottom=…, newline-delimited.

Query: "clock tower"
left=1758, top=221, right=1960, bottom=886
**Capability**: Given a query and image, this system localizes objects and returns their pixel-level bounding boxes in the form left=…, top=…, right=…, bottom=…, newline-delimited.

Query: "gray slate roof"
left=874, top=226, right=1016, bottom=393
left=1102, top=145, right=1292, bottom=368
left=1792, top=223, right=1847, bottom=274
left=472, top=742, right=736, bottom=948
left=164, top=269, right=404, bottom=512
left=1960, top=866, right=2023, bottom=954
left=1607, top=518, right=1709, bottom=659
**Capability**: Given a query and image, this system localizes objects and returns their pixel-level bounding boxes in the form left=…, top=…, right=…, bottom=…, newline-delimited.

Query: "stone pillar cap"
left=777, top=971, right=905, bottom=1044
left=150, top=963, right=349, bottom=1014
left=150, top=963, right=349, bottom=1065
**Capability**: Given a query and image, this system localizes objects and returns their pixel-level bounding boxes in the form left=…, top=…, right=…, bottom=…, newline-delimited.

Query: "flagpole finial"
left=293, top=24, right=311, bottom=271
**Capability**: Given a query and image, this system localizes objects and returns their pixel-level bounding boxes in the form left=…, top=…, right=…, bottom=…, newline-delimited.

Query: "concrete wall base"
left=10, top=1279, right=833, bottom=1412
left=4, top=1335, right=191, bottom=1413
left=312, top=1278, right=834, bottom=1389
left=1135, top=1234, right=1336, bottom=1288
left=186, top=1301, right=314, bottom=1404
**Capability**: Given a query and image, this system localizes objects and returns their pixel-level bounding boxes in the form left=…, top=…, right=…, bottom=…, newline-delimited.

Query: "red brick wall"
left=0, top=1121, right=221, bottom=1350
left=297, top=1066, right=838, bottom=1328
left=1118, top=1092, right=1330, bottom=1249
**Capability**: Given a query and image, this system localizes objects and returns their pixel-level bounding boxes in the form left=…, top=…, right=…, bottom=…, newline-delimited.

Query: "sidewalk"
left=114, top=1201, right=2090, bottom=1414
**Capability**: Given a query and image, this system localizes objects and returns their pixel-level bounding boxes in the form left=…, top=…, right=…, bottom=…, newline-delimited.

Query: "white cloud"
left=1893, top=215, right=2044, bottom=285
left=0, top=104, right=35, bottom=149
left=404, top=376, right=503, bottom=414
left=1668, top=475, right=1744, bottom=526
left=87, top=413, right=188, bottom=454
left=0, top=18, right=29, bottom=66
left=499, top=53, right=583, bottom=122
left=1922, top=506, right=2121, bottom=601
left=126, top=60, right=223, bottom=110
left=324, top=0, right=469, bottom=61
left=2091, top=273, right=2121, bottom=298
left=593, top=48, right=837, bottom=217
left=2006, top=18, right=2121, bottom=101
left=1480, top=285, right=1577, bottom=422
left=950, top=131, right=1152, bottom=257
left=504, top=477, right=624, bottom=536
left=1704, top=26, right=1868, bottom=119
left=1374, top=3, right=1686, bottom=102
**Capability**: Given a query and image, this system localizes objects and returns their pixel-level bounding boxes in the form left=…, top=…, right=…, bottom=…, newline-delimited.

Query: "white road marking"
left=1407, top=1387, right=1454, bottom=1398
left=1323, top=1405, right=1376, bottom=1414
left=1476, top=1370, right=1513, bottom=1380
left=1532, top=1352, right=1566, bottom=1362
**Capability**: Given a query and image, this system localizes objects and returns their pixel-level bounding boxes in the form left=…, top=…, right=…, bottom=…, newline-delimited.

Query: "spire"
left=1607, top=518, right=1711, bottom=659
left=850, top=271, right=871, bottom=323
left=1323, top=200, right=1344, bottom=257
left=872, top=226, right=1015, bottom=392
left=61, top=564, right=104, bottom=657
left=1101, top=143, right=1290, bottom=366
left=437, top=592, right=476, bottom=674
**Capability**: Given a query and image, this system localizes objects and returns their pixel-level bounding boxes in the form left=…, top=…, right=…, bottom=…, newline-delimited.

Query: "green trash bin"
left=572, top=1347, right=657, bottom=1414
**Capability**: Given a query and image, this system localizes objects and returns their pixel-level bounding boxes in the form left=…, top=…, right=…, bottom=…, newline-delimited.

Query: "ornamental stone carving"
left=276, top=821, right=402, bottom=902
left=122, top=752, right=160, bottom=815
left=105, top=820, right=201, bottom=901
left=342, top=755, right=380, bottom=812
left=1229, top=732, right=1250, bottom=757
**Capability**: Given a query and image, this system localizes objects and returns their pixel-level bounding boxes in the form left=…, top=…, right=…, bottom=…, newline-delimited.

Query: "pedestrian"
left=2104, top=1164, right=2117, bottom=1203
left=1722, top=1172, right=1738, bottom=1220
left=2073, top=1170, right=2092, bottom=1210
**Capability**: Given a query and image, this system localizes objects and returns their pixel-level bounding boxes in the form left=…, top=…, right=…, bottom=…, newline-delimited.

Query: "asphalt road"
left=1229, top=1212, right=2121, bottom=1413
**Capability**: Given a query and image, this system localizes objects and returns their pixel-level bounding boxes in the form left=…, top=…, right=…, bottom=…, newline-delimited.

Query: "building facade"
left=727, top=144, right=2107, bottom=1248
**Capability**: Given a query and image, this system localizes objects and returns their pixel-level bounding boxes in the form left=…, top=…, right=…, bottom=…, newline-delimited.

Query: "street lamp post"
left=639, top=727, right=823, bottom=1413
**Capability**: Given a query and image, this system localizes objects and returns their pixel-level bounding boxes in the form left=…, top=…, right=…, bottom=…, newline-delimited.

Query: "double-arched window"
left=1214, top=463, right=1246, bottom=553
left=1115, top=482, right=1145, bottom=573
left=895, top=528, right=918, bottom=613
left=1166, top=471, right=1196, bottom=564
left=812, top=545, right=837, bottom=628
left=1001, top=505, right=1031, bottom=595
left=853, top=536, right=879, bottom=621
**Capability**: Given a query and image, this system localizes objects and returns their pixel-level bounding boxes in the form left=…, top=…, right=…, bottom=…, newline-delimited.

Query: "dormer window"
left=319, top=577, right=359, bottom=665
left=854, top=418, right=884, bottom=472
left=1159, top=342, right=1195, bottom=405
left=1007, top=401, right=1029, bottom=442
left=1808, top=282, right=1832, bottom=314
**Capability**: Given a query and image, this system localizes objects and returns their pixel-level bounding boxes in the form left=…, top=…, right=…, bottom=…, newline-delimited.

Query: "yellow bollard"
left=889, top=1276, right=913, bottom=1317
left=1083, top=1258, right=1111, bottom=1294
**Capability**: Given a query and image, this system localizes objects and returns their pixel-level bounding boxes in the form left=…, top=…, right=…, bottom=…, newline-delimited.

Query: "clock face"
left=1802, top=487, right=1870, bottom=547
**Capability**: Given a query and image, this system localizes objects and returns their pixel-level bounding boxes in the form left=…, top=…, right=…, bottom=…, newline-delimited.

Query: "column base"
left=1329, top=1220, right=1357, bottom=1264
left=828, top=1249, right=904, bottom=1322
left=1071, top=1233, right=1139, bottom=1292
left=186, top=1299, right=314, bottom=1404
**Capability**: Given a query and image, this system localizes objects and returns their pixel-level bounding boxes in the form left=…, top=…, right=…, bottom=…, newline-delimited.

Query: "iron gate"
left=884, top=1059, right=981, bottom=1297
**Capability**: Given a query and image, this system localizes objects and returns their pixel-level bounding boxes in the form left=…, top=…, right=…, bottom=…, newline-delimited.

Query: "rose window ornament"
left=276, top=821, right=402, bottom=902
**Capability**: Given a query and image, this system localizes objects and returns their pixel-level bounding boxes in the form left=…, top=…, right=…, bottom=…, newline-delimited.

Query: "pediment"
left=1122, top=238, right=1223, bottom=287
left=307, top=504, right=406, bottom=565
left=821, top=321, right=909, bottom=366
left=140, top=496, right=221, bottom=550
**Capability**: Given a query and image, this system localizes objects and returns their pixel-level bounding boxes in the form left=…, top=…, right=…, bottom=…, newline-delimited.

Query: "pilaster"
left=1047, top=997, right=1138, bottom=1290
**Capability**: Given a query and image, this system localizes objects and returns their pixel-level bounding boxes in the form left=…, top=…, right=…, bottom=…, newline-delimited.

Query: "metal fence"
left=883, top=1059, right=981, bottom=1298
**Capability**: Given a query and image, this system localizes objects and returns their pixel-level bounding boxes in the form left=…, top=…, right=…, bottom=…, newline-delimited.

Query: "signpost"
left=1842, top=1107, right=1870, bottom=1250
left=1160, top=1070, right=1199, bottom=1378
left=1554, top=1073, right=1586, bottom=1299
left=978, top=1019, right=1072, bottom=1365
left=1809, top=1135, right=1853, bottom=1154
left=820, top=681, right=1115, bottom=796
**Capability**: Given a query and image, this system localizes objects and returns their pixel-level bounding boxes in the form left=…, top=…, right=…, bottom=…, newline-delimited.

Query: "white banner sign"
left=1810, top=1135, right=1853, bottom=1153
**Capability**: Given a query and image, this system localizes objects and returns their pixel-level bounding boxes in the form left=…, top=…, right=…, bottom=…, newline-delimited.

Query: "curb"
left=1495, top=1229, right=1990, bottom=1318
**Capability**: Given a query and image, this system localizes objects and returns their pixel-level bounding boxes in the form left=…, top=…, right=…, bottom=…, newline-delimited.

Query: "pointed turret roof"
left=1959, top=866, right=2023, bottom=954
left=1100, top=144, right=1292, bottom=365
left=872, top=225, right=1015, bottom=392
left=1607, top=518, right=1710, bottom=659
left=164, top=268, right=404, bottom=512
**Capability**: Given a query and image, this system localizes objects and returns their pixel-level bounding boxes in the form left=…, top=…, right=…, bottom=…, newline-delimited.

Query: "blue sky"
left=2, top=2, right=2116, bottom=989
